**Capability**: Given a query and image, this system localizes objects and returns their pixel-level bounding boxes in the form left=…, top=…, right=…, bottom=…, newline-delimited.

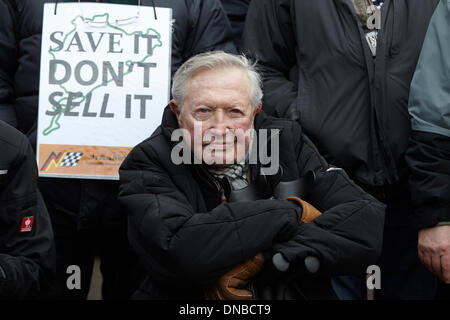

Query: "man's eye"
left=193, top=108, right=212, bottom=120
left=230, top=108, right=244, bottom=116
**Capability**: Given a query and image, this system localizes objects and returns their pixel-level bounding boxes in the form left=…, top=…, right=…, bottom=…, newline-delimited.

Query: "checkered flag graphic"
left=59, top=152, right=84, bottom=167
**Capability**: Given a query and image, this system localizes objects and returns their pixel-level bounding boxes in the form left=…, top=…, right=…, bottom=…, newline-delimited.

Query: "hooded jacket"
left=241, top=0, right=440, bottom=188
left=118, top=107, right=385, bottom=299
left=0, top=120, right=55, bottom=299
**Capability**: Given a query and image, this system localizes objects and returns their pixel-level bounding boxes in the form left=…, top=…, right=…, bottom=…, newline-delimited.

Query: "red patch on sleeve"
left=20, top=216, right=34, bottom=233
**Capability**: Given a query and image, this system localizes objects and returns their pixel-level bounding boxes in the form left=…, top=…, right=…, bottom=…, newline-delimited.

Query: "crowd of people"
left=0, top=0, right=448, bottom=300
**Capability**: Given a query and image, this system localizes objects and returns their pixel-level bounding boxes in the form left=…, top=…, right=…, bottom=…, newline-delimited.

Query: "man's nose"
left=210, top=110, right=232, bottom=136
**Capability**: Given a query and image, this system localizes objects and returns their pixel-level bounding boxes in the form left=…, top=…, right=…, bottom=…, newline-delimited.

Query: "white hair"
left=171, top=51, right=263, bottom=110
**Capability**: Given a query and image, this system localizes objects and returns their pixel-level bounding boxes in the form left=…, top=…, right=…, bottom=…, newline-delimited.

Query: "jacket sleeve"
left=0, top=131, right=55, bottom=299
left=186, top=0, right=237, bottom=56
left=273, top=123, right=386, bottom=275
left=406, top=132, right=450, bottom=229
left=0, top=0, right=44, bottom=145
left=241, top=0, right=298, bottom=118
left=13, top=0, right=45, bottom=141
left=405, top=0, right=450, bottom=229
left=118, top=142, right=302, bottom=285
left=0, top=0, right=18, bottom=127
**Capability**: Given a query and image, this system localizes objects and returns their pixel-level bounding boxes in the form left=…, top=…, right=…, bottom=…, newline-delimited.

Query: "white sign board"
left=37, top=2, right=172, bottom=179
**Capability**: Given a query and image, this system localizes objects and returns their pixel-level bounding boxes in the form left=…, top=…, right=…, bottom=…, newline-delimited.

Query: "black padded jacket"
left=118, top=107, right=386, bottom=299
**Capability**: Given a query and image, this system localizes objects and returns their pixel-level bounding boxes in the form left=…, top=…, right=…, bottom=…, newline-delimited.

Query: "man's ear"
left=254, top=102, right=262, bottom=116
left=170, top=99, right=180, bottom=118
left=170, top=99, right=185, bottom=128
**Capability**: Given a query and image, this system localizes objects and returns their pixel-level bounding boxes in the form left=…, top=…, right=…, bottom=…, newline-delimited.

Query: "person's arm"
left=405, top=0, right=450, bottom=283
left=0, top=125, right=55, bottom=299
left=272, top=122, right=386, bottom=276
left=0, top=0, right=44, bottom=147
left=12, top=0, right=45, bottom=142
left=407, top=133, right=450, bottom=229
left=0, top=0, right=18, bottom=127
left=118, top=141, right=302, bottom=286
left=241, top=0, right=298, bottom=118
left=406, top=0, right=450, bottom=229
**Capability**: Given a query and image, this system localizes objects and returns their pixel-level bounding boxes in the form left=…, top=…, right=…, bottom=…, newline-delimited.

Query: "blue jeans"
left=331, top=275, right=367, bottom=300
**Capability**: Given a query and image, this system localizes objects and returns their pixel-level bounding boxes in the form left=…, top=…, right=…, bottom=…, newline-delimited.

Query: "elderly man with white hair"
left=118, top=51, right=385, bottom=300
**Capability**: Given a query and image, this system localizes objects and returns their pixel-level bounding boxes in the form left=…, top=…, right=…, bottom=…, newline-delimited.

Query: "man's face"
left=170, top=66, right=261, bottom=166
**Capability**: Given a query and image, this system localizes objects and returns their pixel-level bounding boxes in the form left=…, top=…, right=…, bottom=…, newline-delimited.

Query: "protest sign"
left=37, top=2, right=172, bottom=179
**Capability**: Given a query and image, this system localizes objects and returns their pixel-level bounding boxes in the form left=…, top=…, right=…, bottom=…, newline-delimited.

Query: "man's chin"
left=203, top=158, right=236, bottom=166
left=202, top=152, right=235, bottom=166
left=204, top=154, right=248, bottom=166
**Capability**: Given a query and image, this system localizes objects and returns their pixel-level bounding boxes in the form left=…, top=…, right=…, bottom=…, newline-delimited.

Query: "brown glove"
left=204, top=253, right=264, bottom=300
left=286, top=196, right=322, bottom=223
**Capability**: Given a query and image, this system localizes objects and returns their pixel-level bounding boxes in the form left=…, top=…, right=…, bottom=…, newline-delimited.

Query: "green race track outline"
left=43, top=13, right=163, bottom=136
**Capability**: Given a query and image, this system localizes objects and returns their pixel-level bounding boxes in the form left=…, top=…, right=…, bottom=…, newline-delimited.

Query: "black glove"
left=252, top=251, right=291, bottom=300
left=271, top=228, right=322, bottom=275
left=252, top=250, right=320, bottom=300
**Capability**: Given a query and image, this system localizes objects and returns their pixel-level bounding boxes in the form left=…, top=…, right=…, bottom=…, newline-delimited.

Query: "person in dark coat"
left=405, top=0, right=450, bottom=297
left=0, top=120, right=55, bottom=299
left=118, top=51, right=385, bottom=300
left=241, top=0, right=441, bottom=300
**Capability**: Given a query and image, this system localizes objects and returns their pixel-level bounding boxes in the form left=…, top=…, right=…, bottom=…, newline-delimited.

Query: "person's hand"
left=418, top=225, right=450, bottom=283
left=204, top=253, right=264, bottom=300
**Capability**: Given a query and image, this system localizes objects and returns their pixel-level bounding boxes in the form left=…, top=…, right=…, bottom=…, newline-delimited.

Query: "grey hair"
left=171, top=51, right=263, bottom=110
